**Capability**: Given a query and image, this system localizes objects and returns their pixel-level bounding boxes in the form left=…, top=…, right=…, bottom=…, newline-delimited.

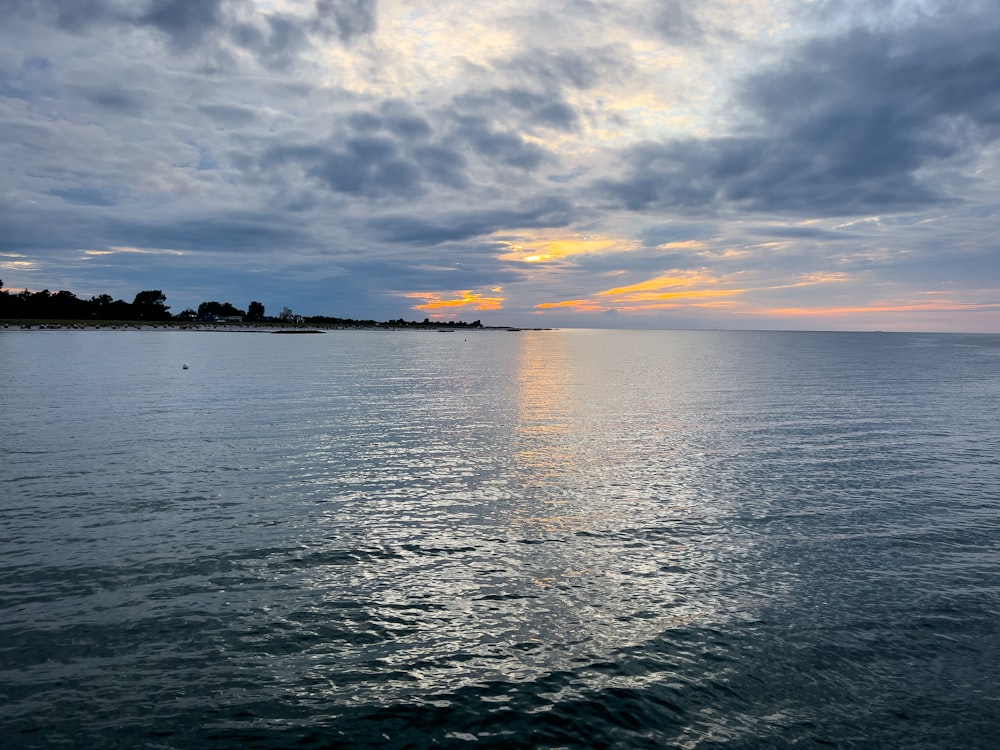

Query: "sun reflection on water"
left=178, top=330, right=773, bottom=706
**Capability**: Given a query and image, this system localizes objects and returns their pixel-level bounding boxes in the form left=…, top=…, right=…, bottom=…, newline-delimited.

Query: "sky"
left=1, top=0, right=999, bottom=331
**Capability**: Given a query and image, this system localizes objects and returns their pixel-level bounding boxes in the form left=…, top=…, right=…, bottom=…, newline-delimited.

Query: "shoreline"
left=0, top=320, right=550, bottom=333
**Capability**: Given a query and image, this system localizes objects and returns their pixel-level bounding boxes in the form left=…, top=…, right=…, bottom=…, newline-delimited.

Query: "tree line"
left=0, top=281, right=483, bottom=327
left=0, top=282, right=265, bottom=323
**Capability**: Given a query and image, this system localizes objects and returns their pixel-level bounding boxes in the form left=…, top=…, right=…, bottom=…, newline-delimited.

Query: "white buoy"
left=182, top=363, right=189, bottom=369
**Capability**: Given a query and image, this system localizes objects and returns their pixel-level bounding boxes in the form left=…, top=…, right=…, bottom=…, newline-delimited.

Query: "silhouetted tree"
left=246, top=300, right=265, bottom=322
left=21, top=289, right=49, bottom=318
left=104, top=298, right=134, bottom=320
left=132, top=290, right=170, bottom=320
left=50, top=290, right=88, bottom=319
left=197, top=301, right=221, bottom=318
left=89, top=294, right=114, bottom=317
left=0, top=279, right=10, bottom=318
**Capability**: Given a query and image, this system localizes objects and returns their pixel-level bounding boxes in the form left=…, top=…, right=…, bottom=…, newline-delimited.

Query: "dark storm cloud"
left=257, top=100, right=552, bottom=200
left=231, top=13, right=311, bottom=71
left=346, top=101, right=433, bottom=139
left=372, top=196, right=574, bottom=245
left=412, top=145, right=468, bottom=190
left=382, top=112, right=433, bottom=139
left=5, top=0, right=232, bottom=47
left=139, top=0, right=227, bottom=48
left=263, top=137, right=423, bottom=199
left=0, top=0, right=121, bottom=31
left=647, top=0, right=708, bottom=44
left=750, top=225, right=848, bottom=241
left=77, top=85, right=150, bottom=116
left=106, top=213, right=309, bottom=254
left=453, top=115, right=550, bottom=170
left=313, top=140, right=420, bottom=197
left=198, top=103, right=258, bottom=128
left=478, top=46, right=629, bottom=142
left=599, top=13, right=1000, bottom=217
left=637, top=223, right=715, bottom=247
left=453, top=88, right=578, bottom=132
left=313, top=0, right=377, bottom=43
left=260, top=132, right=446, bottom=199
left=3, top=0, right=375, bottom=66
left=47, top=187, right=118, bottom=206
left=342, top=245, right=520, bottom=291
left=503, top=48, right=612, bottom=91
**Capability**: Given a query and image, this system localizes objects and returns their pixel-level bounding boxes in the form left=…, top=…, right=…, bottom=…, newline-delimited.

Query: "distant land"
left=0, top=283, right=540, bottom=331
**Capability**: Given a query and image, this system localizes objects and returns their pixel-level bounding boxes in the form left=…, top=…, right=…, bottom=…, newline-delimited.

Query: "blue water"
left=1, top=328, right=998, bottom=748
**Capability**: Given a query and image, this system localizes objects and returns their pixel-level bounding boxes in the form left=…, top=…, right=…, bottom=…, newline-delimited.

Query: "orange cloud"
left=496, top=232, right=637, bottom=264
left=534, top=269, right=750, bottom=315
left=403, top=289, right=506, bottom=313
left=614, top=288, right=745, bottom=303
left=596, top=270, right=717, bottom=297
left=535, top=299, right=609, bottom=312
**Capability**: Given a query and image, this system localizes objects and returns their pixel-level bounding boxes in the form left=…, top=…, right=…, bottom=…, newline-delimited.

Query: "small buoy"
left=182, top=363, right=189, bottom=369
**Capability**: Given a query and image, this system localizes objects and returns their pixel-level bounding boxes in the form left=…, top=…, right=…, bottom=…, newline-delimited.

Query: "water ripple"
left=1, top=329, right=998, bottom=747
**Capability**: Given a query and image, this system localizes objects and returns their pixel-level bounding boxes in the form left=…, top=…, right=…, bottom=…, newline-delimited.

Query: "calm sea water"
left=1, top=328, right=998, bottom=749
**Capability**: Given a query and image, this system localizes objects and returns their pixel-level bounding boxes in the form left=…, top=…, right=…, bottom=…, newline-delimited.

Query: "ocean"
left=1, top=327, right=998, bottom=748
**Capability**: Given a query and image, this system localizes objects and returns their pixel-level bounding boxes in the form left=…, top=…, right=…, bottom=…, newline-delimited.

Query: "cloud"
left=264, top=137, right=423, bottom=198
left=139, top=0, right=227, bottom=49
left=2, top=0, right=999, bottom=330
left=0, top=0, right=121, bottom=32
left=2, top=0, right=377, bottom=68
left=47, top=187, right=118, bottom=207
left=314, top=0, right=378, bottom=43
left=198, top=103, right=258, bottom=128
left=231, top=12, right=311, bottom=70
left=76, top=85, right=150, bottom=116
left=403, top=288, right=506, bottom=314
left=598, top=9, right=1000, bottom=216
left=259, top=126, right=462, bottom=200
left=452, top=115, right=552, bottom=170
left=104, top=213, right=311, bottom=255
left=372, top=197, right=575, bottom=245
left=453, top=87, right=578, bottom=133
left=647, top=0, right=709, bottom=44
left=502, top=45, right=626, bottom=91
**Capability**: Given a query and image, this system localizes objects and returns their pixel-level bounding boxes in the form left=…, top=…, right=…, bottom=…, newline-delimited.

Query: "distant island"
left=0, top=282, right=508, bottom=330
